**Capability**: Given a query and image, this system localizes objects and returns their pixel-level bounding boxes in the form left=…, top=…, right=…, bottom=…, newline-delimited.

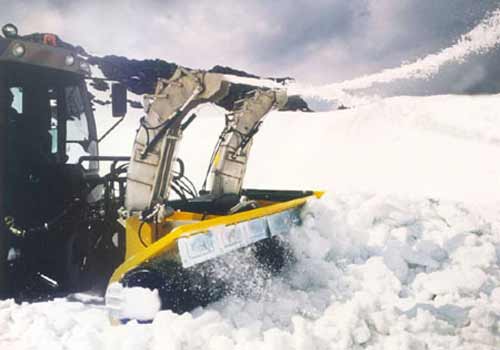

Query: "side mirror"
left=112, top=83, right=127, bottom=117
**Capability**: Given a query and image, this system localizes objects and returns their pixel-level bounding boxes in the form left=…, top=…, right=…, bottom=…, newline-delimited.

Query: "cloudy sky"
left=1, top=0, right=499, bottom=90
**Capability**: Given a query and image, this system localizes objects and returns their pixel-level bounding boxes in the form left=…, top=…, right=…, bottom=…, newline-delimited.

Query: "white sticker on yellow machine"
left=177, top=208, right=301, bottom=268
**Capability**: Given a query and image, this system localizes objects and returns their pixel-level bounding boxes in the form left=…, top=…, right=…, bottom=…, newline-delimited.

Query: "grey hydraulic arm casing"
left=125, top=67, right=287, bottom=213
left=125, top=69, right=229, bottom=212
left=208, top=89, right=287, bottom=197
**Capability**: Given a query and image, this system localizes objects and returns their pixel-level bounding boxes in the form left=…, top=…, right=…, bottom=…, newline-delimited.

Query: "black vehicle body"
left=0, top=32, right=125, bottom=300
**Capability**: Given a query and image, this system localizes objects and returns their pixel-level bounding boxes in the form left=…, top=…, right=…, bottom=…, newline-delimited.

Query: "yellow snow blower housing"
left=113, top=190, right=323, bottom=282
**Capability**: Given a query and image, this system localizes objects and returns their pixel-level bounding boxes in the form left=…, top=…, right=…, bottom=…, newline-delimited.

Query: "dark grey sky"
left=1, top=0, right=499, bottom=91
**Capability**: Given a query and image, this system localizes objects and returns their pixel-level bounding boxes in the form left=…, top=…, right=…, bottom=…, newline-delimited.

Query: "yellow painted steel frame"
left=110, top=192, right=324, bottom=284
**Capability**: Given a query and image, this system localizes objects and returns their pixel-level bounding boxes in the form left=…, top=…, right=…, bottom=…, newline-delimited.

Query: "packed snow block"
left=451, top=241, right=497, bottom=268
left=400, top=303, right=471, bottom=328
left=413, top=266, right=488, bottom=298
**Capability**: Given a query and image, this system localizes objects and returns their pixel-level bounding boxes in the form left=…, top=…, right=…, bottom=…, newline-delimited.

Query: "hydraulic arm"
left=207, top=88, right=287, bottom=197
left=125, top=68, right=229, bottom=212
left=125, top=68, right=287, bottom=213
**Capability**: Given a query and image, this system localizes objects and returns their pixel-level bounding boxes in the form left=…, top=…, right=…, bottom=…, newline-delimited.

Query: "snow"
left=1, top=193, right=500, bottom=349
left=105, top=283, right=161, bottom=322
left=3, top=11, right=500, bottom=350
left=245, top=94, right=500, bottom=204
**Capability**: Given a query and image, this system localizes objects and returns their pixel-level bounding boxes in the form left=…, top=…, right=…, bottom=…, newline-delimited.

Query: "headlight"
left=11, top=43, right=25, bottom=57
left=65, top=54, right=75, bottom=66
left=2, top=24, right=18, bottom=38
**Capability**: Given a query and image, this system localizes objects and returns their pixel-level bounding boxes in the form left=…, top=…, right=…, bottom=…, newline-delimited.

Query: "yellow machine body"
left=110, top=191, right=323, bottom=285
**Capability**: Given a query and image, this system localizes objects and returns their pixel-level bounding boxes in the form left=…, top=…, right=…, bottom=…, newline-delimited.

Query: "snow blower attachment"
left=106, top=68, right=322, bottom=319
left=0, top=24, right=322, bottom=316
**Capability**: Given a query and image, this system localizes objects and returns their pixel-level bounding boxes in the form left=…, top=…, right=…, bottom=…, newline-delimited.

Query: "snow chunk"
left=105, top=283, right=161, bottom=322
left=401, top=303, right=471, bottom=328
left=413, top=267, right=488, bottom=298
left=350, top=257, right=402, bottom=298
left=451, top=241, right=497, bottom=268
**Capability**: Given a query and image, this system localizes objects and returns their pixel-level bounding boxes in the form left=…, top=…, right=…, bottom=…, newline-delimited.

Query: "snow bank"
left=245, top=94, right=500, bottom=204
left=1, top=194, right=500, bottom=349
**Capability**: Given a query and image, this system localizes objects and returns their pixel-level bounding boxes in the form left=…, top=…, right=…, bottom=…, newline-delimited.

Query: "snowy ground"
left=1, top=92, right=500, bottom=349
left=1, top=193, right=499, bottom=349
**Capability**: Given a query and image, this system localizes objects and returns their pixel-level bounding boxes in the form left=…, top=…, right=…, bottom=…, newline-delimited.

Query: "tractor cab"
left=0, top=24, right=125, bottom=299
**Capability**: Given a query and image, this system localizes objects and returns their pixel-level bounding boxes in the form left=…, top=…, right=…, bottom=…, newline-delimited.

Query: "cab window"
left=65, top=85, right=92, bottom=164
left=9, top=87, right=23, bottom=113
left=4, top=65, right=97, bottom=171
left=48, top=88, right=58, bottom=154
